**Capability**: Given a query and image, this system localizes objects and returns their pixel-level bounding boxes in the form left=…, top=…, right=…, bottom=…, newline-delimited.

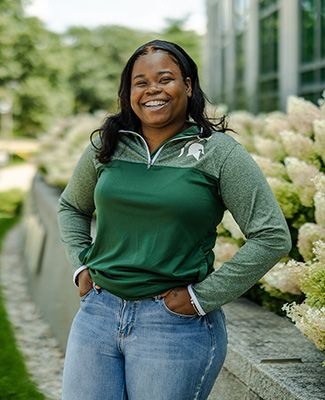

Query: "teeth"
left=144, top=100, right=167, bottom=107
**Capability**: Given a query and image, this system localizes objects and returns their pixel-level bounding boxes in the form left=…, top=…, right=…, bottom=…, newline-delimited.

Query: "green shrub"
left=0, top=189, right=24, bottom=217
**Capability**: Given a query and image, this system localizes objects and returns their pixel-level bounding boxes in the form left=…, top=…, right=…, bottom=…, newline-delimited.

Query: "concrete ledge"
left=211, top=299, right=324, bottom=400
left=23, top=173, right=80, bottom=349
left=23, top=174, right=325, bottom=400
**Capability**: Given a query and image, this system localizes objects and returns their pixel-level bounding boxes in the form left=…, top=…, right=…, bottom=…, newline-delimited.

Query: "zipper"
left=119, top=129, right=201, bottom=169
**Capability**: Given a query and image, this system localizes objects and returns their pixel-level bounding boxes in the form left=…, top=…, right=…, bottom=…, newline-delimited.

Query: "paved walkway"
left=0, top=163, right=36, bottom=191
left=0, top=162, right=63, bottom=400
left=0, top=224, right=64, bottom=400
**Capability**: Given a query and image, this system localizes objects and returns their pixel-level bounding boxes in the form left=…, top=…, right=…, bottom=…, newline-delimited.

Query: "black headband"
left=135, top=40, right=193, bottom=79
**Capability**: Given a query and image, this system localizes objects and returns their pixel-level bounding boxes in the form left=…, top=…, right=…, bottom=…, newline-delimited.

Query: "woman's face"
left=130, top=50, right=192, bottom=132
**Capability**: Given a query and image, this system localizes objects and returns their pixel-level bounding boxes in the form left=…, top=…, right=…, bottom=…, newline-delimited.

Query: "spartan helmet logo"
left=187, top=143, right=204, bottom=160
left=178, top=140, right=205, bottom=160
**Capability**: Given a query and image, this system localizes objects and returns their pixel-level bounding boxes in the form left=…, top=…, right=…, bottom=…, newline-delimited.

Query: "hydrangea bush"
left=211, top=92, right=325, bottom=353
left=37, top=111, right=105, bottom=188
left=37, top=94, right=325, bottom=353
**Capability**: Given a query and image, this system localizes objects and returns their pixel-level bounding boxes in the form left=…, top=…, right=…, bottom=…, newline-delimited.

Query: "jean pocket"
left=80, top=289, right=93, bottom=302
left=161, top=298, right=197, bottom=318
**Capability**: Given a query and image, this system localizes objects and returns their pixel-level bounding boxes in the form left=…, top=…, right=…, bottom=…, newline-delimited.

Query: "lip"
left=142, top=99, right=170, bottom=109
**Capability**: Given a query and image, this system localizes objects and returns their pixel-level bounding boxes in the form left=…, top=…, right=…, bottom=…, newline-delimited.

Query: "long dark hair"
left=91, top=39, right=229, bottom=163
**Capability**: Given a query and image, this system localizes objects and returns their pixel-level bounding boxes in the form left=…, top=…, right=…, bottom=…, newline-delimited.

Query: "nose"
left=145, top=82, right=162, bottom=94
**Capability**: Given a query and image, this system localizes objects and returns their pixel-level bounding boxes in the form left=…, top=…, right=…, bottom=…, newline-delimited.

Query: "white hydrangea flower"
left=313, top=174, right=325, bottom=226
left=298, top=223, right=325, bottom=261
left=213, top=238, right=240, bottom=267
left=37, top=114, right=99, bottom=187
left=252, top=154, right=288, bottom=180
left=261, top=260, right=306, bottom=295
left=313, top=174, right=325, bottom=194
left=262, top=111, right=291, bottom=139
left=282, top=302, right=325, bottom=350
left=228, top=111, right=257, bottom=136
left=266, top=177, right=300, bottom=219
left=221, top=211, right=245, bottom=240
left=318, top=90, right=325, bottom=117
left=313, top=240, right=325, bottom=264
left=65, top=116, right=97, bottom=146
left=313, top=119, right=325, bottom=164
left=205, top=103, right=228, bottom=119
left=314, top=192, right=325, bottom=227
left=287, top=96, right=321, bottom=137
left=251, top=114, right=268, bottom=137
left=233, top=134, right=256, bottom=153
left=227, top=111, right=259, bottom=152
left=285, top=157, right=320, bottom=207
left=254, top=136, right=285, bottom=162
left=280, top=130, right=319, bottom=166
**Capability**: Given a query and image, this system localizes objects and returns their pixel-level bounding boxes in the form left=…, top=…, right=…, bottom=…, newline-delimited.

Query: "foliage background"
left=0, top=0, right=202, bottom=137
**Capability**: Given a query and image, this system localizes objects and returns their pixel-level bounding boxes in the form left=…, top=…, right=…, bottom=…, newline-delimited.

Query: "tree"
left=64, top=26, right=152, bottom=113
left=158, top=16, right=203, bottom=74
left=0, top=2, right=203, bottom=136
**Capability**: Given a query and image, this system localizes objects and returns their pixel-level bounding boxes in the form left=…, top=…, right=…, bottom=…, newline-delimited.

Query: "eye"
left=134, top=80, right=147, bottom=87
left=160, top=77, right=173, bottom=84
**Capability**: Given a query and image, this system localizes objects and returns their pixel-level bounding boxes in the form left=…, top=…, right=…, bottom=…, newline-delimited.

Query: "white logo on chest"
left=178, top=139, right=208, bottom=161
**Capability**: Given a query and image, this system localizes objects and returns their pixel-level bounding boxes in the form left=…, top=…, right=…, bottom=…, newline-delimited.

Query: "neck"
left=142, top=121, right=189, bottom=153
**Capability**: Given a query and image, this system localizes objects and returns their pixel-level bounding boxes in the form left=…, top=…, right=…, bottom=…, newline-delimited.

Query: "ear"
left=185, top=77, right=192, bottom=97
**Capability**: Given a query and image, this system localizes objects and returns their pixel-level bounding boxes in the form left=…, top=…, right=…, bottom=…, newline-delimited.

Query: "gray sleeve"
left=192, top=143, right=292, bottom=313
left=57, top=143, right=98, bottom=272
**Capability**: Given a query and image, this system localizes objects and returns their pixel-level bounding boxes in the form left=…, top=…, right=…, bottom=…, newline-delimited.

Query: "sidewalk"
left=0, top=223, right=64, bottom=400
left=0, top=163, right=63, bottom=400
left=0, top=163, right=36, bottom=191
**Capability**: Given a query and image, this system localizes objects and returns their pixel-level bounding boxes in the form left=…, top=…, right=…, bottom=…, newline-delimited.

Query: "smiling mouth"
left=143, top=100, right=169, bottom=109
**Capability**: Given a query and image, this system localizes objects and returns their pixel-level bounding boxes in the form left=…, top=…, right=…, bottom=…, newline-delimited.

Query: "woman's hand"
left=77, top=268, right=94, bottom=297
left=160, top=287, right=198, bottom=315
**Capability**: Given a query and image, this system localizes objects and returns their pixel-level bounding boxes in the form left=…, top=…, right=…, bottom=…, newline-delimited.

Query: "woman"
left=58, top=39, right=291, bottom=400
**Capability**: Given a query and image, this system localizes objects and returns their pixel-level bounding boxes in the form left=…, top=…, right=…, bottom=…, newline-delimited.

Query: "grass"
left=0, top=216, right=45, bottom=400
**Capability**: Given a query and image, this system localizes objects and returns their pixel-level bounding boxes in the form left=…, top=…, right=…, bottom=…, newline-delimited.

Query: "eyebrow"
left=132, top=70, right=174, bottom=80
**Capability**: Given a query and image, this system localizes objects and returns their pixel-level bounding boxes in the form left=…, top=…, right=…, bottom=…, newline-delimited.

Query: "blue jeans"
left=61, top=288, right=227, bottom=400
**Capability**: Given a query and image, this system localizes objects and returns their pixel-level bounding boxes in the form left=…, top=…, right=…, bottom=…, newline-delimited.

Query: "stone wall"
left=23, top=174, right=324, bottom=400
left=23, top=174, right=79, bottom=348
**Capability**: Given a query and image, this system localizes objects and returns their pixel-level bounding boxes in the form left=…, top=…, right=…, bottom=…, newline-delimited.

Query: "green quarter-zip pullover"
left=58, top=125, right=291, bottom=313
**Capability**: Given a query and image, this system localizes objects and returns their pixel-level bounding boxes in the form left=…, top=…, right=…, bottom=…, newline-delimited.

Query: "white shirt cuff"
left=73, top=265, right=88, bottom=287
left=187, top=284, right=206, bottom=316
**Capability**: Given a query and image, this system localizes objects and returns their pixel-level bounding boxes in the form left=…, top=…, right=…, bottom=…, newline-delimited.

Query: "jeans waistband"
left=93, top=284, right=164, bottom=302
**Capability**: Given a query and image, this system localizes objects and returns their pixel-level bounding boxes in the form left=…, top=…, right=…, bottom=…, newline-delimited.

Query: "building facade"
left=205, top=0, right=325, bottom=113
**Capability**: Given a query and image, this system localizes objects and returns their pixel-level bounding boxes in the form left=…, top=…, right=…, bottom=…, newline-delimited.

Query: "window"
left=299, top=0, right=325, bottom=104
left=259, top=0, right=277, bottom=11
left=258, top=0, right=279, bottom=112
left=233, top=0, right=249, bottom=109
left=218, top=1, right=227, bottom=103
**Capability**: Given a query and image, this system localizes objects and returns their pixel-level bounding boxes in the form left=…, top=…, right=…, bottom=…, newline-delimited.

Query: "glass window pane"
left=235, top=33, right=245, bottom=82
left=258, top=77, right=279, bottom=112
left=259, top=11, right=278, bottom=74
left=321, top=0, right=325, bottom=57
left=301, top=70, right=316, bottom=84
left=233, top=87, right=246, bottom=110
left=321, top=67, right=325, bottom=83
left=259, top=0, right=277, bottom=11
left=259, top=94, right=279, bottom=112
left=300, top=0, right=317, bottom=63
left=260, top=78, right=278, bottom=92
